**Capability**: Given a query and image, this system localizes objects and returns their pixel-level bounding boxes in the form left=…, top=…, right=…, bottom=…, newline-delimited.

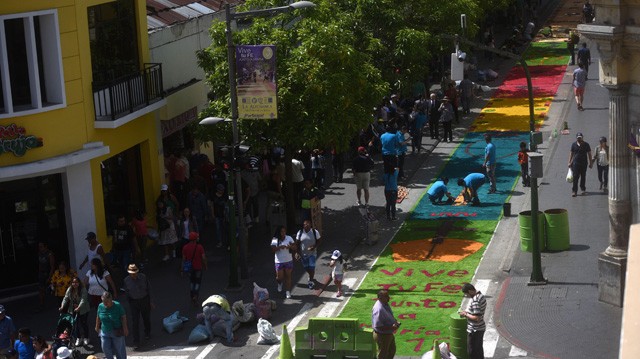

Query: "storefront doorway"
left=0, top=174, right=68, bottom=291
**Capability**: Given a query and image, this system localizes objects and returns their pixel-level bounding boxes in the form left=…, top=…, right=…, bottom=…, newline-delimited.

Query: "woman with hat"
left=594, top=136, right=609, bottom=191
left=157, top=184, right=179, bottom=216
left=439, top=96, right=454, bottom=143
left=79, top=232, right=111, bottom=272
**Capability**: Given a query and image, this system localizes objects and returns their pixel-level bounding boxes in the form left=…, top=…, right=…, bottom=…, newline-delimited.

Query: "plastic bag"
left=188, top=324, right=210, bottom=344
left=253, top=282, right=272, bottom=319
left=232, top=301, right=256, bottom=323
left=253, top=282, right=269, bottom=303
left=566, top=168, right=573, bottom=182
left=163, top=311, right=189, bottom=334
left=148, top=228, right=159, bottom=241
left=256, top=318, right=280, bottom=345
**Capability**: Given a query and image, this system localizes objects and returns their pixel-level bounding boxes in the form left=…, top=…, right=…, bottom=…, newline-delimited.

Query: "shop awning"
left=0, top=142, right=109, bottom=182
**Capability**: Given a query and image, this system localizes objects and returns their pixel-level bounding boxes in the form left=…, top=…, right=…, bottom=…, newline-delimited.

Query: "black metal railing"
left=92, top=63, right=164, bottom=122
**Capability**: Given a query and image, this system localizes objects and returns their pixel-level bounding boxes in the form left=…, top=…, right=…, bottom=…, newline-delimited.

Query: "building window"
left=0, top=10, right=66, bottom=118
left=88, top=0, right=140, bottom=84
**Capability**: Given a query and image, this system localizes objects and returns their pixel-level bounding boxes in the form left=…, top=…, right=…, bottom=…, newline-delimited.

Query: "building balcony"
left=93, top=63, right=166, bottom=129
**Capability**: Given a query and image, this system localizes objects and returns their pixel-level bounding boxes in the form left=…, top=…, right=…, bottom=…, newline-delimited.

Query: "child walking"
left=329, top=250, right=348, bottom=297
left=518, top=142, right=530, bottom=187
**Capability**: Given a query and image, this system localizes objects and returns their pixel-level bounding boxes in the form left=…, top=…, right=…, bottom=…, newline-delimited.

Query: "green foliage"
left=195, top=0, right=388, bottom=153
left=194, top=0, right=502, bottom=150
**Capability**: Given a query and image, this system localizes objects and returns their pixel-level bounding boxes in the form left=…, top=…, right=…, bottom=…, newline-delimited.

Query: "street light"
left=203, top=1, right=316, bottom=289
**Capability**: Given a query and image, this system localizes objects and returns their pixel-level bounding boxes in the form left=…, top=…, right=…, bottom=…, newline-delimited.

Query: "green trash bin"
left=449, top=312, right=469, bottom=359
left=519, top=210, right=544, bottom=252
left=544, top=209, right=570, bottom=251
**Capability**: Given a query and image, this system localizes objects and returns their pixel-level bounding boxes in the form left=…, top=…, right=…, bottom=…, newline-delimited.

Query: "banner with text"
left=236, top=45, right=277, bottom=119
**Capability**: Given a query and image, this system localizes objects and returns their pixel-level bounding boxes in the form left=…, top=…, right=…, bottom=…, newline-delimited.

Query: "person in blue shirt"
left=14, top=328, right=35, bottom=359
left=458, top=173, right=486, bottom=206
left=483, top=135, right=497, bottom=193
left=396, top=126, right=409, bottom=179
left=382, top=167, right=399, bottom=220
left=0, top=305, right=16, bottom=355
left=380, top=126, right=399, bottom=172
left=427, top=177, right=455, bottom=205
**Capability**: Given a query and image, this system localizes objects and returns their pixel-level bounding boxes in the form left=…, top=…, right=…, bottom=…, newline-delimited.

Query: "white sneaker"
left=286, top=291, right=291, bottom=299
left=75, top=338, right=82, bottom=347
left=355, top=200, right=362, bottom=207
left=162, top=254, right=170, bottom=262
left=277, top=282, right=283, bottom=292
left=83, top=338, right=90, bottom=346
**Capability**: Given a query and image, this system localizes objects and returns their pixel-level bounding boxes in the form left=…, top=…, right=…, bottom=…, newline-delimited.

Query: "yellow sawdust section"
left=390, top=238, right=484, bottom=262
left=470, top=97, right=551, bottom=132
left=453, top=188, right=470, bottom=206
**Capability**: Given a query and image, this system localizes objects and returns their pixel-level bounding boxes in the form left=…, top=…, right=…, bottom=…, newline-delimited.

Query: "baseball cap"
left=599, top=136, right=607, bottom=143
left=189, top=232, right=199, bottom=240
left=576, top=132, right=583, bottom=138
left=358, top=146, right=366, bottom=153
left=216, top=184, right=225, bottom=191
left=0, top=304, right=5, bottom=313
left=85, top=232, right=97, bottom=241
left=57, top=347, right=72, bottom=359
left=331, top=250, right=342, bottom=260
left=161, top=184, right=168, bottom=191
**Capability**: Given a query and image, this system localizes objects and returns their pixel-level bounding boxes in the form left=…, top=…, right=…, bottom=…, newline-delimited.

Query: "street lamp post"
left=202, top=1, right=316, bottom=289
left=442, top=34, right=546, bottom=285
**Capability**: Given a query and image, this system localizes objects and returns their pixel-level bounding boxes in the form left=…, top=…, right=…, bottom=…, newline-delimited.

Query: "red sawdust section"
left=390, top=237, right=484, bottom=262
left=494, top=65, right=565, bottom=98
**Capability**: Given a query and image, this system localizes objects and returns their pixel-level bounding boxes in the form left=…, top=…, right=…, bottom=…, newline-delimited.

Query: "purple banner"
left=236, top=45, right=277, bottom=119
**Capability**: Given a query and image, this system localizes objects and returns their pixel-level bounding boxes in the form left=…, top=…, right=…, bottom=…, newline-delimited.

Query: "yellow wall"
left=1, top=0, right=163, bottom=241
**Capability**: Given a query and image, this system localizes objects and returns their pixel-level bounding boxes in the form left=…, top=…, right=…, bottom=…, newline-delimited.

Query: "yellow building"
left=0, top=0, right=165, bottom=291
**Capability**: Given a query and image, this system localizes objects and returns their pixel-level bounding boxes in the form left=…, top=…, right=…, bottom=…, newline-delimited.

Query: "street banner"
left=236, top=45, right=277, bottom=119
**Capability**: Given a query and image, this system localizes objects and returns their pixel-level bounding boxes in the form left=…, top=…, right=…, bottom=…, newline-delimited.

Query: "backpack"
left=570, top=32, right=579, bottom=45
left=182, top=244, right=199, bottom=274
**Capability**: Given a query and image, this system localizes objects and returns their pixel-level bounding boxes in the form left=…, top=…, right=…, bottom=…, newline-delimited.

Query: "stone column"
left=598, top=84, right=631, bottom=306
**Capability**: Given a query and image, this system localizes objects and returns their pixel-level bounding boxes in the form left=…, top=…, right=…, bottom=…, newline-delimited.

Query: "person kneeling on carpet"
left=458, top=173, right=486, bottom=206
left=427, top=177, right=455, bottom=205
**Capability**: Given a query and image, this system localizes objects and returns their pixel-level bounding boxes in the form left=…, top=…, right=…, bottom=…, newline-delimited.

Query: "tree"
left=195, top=0, right=388, bottom=227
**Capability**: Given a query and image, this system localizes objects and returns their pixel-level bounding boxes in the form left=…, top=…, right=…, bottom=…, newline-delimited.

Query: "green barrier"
left=544, top=208, right=570, bottom=251
left=519, top=210, right=545, bottom=252
left=295, top=318, right=375, bottom=359
left=449, top=312, right=468, bottom=359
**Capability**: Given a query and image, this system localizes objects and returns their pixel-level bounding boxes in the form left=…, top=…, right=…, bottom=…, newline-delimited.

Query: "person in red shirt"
left=517, top=142, right=530, bottom=187
left=181, top=232, right=207, bottom=305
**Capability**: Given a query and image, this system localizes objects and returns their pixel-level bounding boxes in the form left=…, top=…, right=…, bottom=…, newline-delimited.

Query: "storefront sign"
left=161, top=107, right=198, bottom=138
left=236, top=45, right=278, bottom=119
left=0, top=123, right=43, bottom=157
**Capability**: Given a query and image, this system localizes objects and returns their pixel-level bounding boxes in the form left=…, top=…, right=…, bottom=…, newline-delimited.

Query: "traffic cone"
left=278, top=324, right=294, bottom=359
left=432, top=339, right=441, bottom=359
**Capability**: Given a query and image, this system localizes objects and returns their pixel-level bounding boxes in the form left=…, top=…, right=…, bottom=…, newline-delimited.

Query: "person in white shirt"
left=329, top=250, right=348, bottom=297
left=270, top=226, right=296, bottom=299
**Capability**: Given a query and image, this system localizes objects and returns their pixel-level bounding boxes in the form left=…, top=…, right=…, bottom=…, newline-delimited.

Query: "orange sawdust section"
left=453, top=188, right=471, bottom=206
left=390, top=237, right=484, bottom=262
left=397, top=186, right=408, bottom=203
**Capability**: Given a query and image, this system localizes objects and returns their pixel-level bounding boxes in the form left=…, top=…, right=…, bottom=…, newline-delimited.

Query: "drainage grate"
left=550, top=287, right=568, bottom=299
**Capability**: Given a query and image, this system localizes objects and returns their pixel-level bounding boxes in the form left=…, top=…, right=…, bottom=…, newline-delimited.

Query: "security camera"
left=457, top=49, right=466, bottom=62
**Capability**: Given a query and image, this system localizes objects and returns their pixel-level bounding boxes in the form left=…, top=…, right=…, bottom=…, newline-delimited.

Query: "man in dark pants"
left=124, top=264, right=155, bottom=349
left=568, top=132, right=593, bottom=197
left=427, top=93, right=441, bottom=139
left=460, top=283, right=486, bottom=359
